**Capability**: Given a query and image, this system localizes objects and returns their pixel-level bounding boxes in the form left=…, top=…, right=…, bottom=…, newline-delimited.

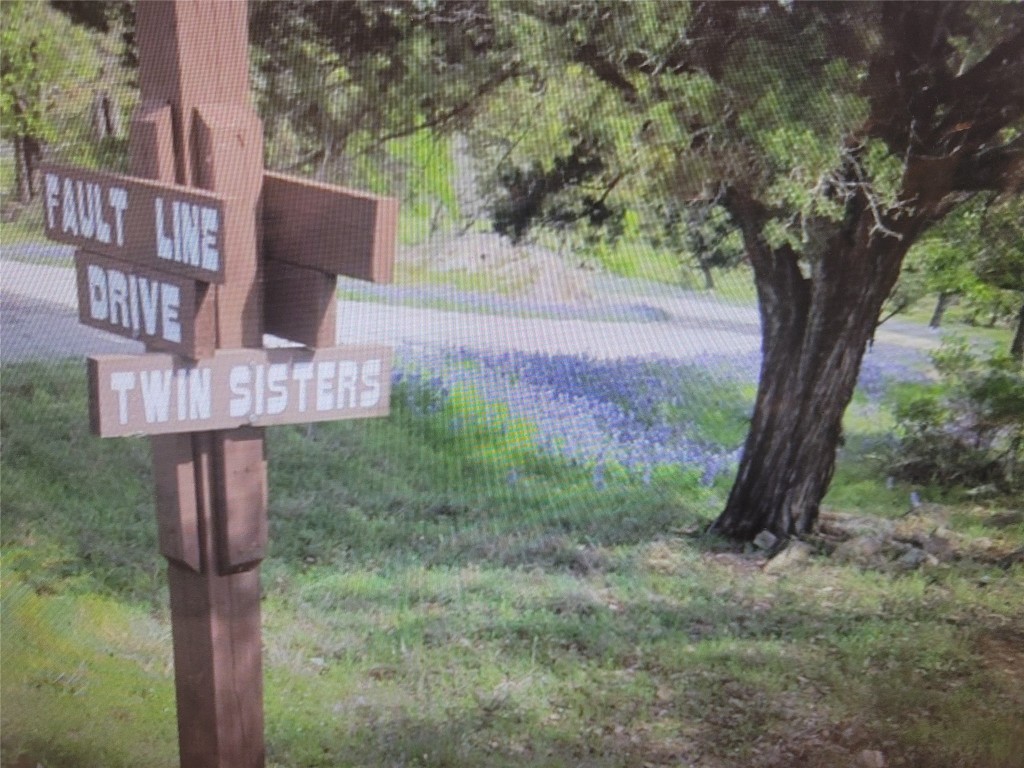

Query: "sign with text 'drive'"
left=75, top=250, right=214, bottom=358
left=89, top=345, right=392, bottom=437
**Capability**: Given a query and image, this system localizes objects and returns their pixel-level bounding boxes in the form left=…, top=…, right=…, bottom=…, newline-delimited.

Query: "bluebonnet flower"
left=392, top=345, right=759, bottom=488
left=391, top=334, right=932, bottom=492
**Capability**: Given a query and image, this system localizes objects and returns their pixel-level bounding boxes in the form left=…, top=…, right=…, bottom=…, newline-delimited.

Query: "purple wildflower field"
left=391, top=339, right=928, bottom=488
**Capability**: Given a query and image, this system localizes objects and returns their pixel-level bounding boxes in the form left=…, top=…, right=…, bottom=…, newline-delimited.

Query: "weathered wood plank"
left=89, top=345, right=392, bottom=436
left=41, top=162, right=226, bottom=283
left=263, top=258, right=338, bottom=348
left=263, top=171, right=397, bottom=283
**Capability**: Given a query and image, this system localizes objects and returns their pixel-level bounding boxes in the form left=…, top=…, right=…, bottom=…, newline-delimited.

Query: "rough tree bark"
left=709, top=187, right=918, bottom=539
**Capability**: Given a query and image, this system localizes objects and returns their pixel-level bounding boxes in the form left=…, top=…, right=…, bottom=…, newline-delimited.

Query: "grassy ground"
left=1, top=357, right=1021, bottom=768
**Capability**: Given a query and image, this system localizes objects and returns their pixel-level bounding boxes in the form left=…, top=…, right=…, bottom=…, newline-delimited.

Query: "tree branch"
left=935, top=28, right=1024, bottom=148
left=373, top=65, right=519, bottom=145
left=952, top=135, right=1024, bottom=195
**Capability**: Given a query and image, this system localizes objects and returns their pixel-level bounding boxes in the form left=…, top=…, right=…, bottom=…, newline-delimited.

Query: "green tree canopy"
left=1, top=0, right=132, bottom=201
left=451, top=1, right=1024, bottom=538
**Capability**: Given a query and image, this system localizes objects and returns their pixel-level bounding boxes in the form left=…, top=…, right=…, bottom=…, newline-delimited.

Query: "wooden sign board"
left=263, top=172, right=397, bottom=283
left=42, top=162, right=227, bottom=283
left=75, top=250, right=214, bottom=358
left=89, top=345, right=392, bottom=437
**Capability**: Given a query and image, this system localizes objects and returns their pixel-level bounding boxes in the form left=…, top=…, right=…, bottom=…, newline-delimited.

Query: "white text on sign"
left=40, top=163, right=226, bottom=283
left=88, top=346, right=392, bottom=437
left=74, top=251, right=207, bottom=357
left=154, top=197, right=220, bottom=272
left=44, top=174, right=128, bottom=247
left=87, top=262, right=182, bottom=342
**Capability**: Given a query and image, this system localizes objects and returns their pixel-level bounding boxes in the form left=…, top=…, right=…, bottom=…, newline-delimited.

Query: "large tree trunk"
left=710, top=192, right=914, bottom=540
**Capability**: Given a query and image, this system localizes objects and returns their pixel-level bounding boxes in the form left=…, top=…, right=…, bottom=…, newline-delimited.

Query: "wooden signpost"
left=42, top=3, right=398, bottom=766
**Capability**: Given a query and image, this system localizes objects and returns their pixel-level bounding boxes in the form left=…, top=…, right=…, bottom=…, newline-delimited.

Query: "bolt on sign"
left=41, top=2, right=399, bottom=766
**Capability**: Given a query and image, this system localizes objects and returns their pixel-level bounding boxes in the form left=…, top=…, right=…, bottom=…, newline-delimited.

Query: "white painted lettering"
left=293, top=363, right=314, bottom=412
left=336, top=361, right=358, bottom=409
left=138, top=278, right=159, bottom=336
left=87, top=264, right=109, bottom=321
left=188, top=368, right=212, bottom=420
left=62, top=178, right=79, bottom=236
left=265, top=364, right=289, bottom=415
left=360, top=359, right=382, bottom=408
left=107, top=268, right=130, bottom=329
left=172, top=201, right=182, bottom=263
left=110, top=371, right=136, bottom=425
left=161, top=284, right=181, bottom=344
left=179, top=203, right=200, bottom=267
left=44, top=174, right=60, bottom=230
left=127, top=271, right=140, bottom=336
left=140, top=370, right=172, bottom=423
left=251, top=364, right=264, bottom=416
left=108, top=187, right=128, bottom=246
left=90, top=183, right=112, bottom=243
left=229, top=366, right=251, bottom=417
left=316, top=362, right=335, bottom=411
left=155, top=198, right=173, bottom=261
left=75, top=181, right=96, bottom=239
left=176, top=369, right=188, bottom=420
left=200, top=207, right=219, bottom=271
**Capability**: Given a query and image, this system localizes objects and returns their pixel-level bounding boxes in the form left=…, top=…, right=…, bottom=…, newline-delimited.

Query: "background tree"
left=689, top=3, right=1022, bottom=539
left=249, top=0, right=520, bottom=230
left=1, top=0, right=67, bottom=202
left=970, top=197, right=1024, bottom=360
left=1, top=0, right=132, bottom=205
left=892, top=195, right=1024, bottom=335
left=654, top=201, right=745, bottom=291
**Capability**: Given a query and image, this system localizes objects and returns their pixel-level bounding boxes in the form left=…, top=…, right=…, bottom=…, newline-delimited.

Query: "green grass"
left=3, top=361, right=1023, bottom=768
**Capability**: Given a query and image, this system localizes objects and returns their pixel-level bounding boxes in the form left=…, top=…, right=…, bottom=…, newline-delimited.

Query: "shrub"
left=890, top=341, right=1024, bottom=491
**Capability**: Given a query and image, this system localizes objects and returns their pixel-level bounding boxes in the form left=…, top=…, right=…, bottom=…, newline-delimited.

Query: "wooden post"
left=49, top=4, right=397, bottom=765
left=134, top=3, right=267, bottom=766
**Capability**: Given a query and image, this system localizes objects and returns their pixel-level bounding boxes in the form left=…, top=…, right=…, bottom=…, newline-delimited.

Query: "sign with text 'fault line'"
left=42, top=162, right=226, bottom=284
left=89, top=345, right=392, bottom=437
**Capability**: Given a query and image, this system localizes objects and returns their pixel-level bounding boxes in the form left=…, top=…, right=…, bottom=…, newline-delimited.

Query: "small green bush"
left=890, top=341, right=1024, bottom=491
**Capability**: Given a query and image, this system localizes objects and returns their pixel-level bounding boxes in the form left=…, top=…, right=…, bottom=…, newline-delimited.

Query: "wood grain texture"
left=263, top=257, right=338, bottom=347
left=151, top=432, right=202, bottom=571
left=213, top=428, right=268, bottom=573
left=263, top=171, right=397, bottom=283
left=194, top=105, right=264, bottom=349
left=129, top=98, right=204, bottom=574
